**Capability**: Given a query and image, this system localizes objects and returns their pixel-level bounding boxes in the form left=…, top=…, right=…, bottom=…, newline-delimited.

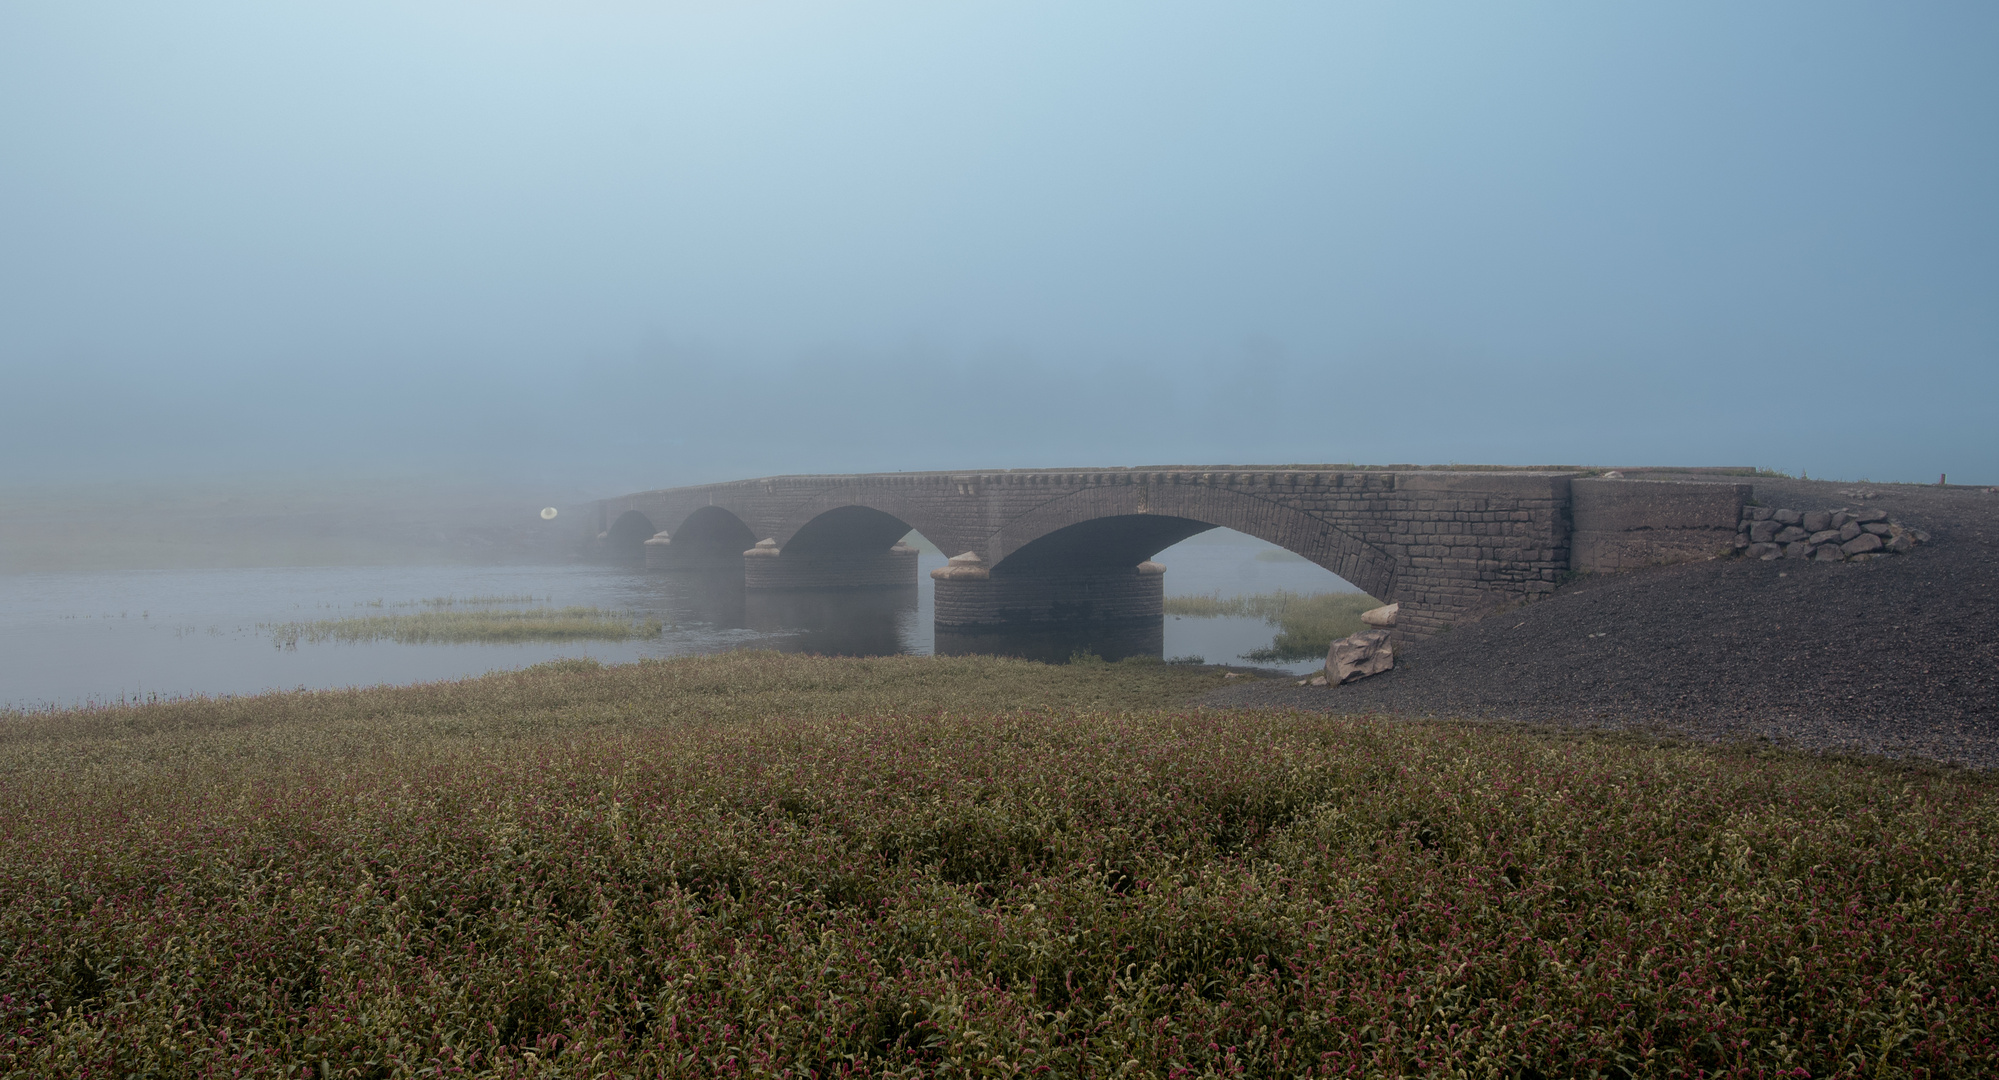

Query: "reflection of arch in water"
left=743, top=586, right=919, bottom=656
left=648, top=505, right=758, bottom=571
left=602, top=510, right=656, bottom=563
left=933, top=620, right=1162, bottom=664
left=747, top=505, right=922, bottom=590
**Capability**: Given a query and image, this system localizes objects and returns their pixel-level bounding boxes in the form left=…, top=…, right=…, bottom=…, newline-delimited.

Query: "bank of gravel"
left=1205, top=479, right=1999, bottom=769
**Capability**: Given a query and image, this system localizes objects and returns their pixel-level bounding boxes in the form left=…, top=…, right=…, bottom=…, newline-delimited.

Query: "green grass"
left=2, top=654, right=1996, bottom=1076
left=262, top=606, right=661, bottom=646
left=1165, top=590, right=1382, bottom=662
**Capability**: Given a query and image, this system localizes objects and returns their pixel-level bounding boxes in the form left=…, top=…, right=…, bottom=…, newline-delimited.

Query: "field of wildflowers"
left=3, top=652, right=1996, bottom=1077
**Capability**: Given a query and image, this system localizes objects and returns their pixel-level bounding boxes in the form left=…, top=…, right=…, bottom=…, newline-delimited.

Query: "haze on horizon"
left=4, top=1, right=1995, bottom=498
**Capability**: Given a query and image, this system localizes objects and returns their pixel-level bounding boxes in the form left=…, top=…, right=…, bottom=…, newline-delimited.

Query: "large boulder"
left=1360, top=602, right=1399, bottom=628
left=1326, top=629, right=1394, bottom=684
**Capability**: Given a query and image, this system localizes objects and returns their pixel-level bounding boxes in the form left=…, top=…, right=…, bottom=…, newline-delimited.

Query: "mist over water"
left=0, top=530, right=1352, bottom=708
left=2, top=3, right=1992, bottom=702
left=3, top=2, right=1994, bottom=493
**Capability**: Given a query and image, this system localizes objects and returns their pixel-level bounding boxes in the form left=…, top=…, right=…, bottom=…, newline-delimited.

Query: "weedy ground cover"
left=1165, top=591, right=1382, bottom=661
left=262, top=607, right=662, bottom=647
left=2, top=652, right=1996, bottom=1077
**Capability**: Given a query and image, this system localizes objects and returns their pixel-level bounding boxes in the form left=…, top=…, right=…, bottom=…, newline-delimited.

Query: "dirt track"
left=1204, top=478, right=1999, bottom=769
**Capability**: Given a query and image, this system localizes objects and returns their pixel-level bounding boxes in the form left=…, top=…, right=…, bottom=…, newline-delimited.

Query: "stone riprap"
left=1735, top=504, right=1927, bottom=562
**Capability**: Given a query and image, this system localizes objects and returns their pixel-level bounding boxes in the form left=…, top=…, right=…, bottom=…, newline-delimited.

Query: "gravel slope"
left=1204, top=479, right=1999, bottom=769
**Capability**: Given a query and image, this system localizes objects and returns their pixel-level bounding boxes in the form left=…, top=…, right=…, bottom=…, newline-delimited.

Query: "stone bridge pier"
left=585, top=467, right=1749, bottom=651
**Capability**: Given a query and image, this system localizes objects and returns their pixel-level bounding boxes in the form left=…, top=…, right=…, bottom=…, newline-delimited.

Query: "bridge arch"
left=987, top=483, right=1399, bottom=602
left=783, top=504, right=917, bottom=556
left=603, top=510, right=656, bottom=562
left=746, top=503, right=923, bottom=590
left=668, top=505, right=757, bottom=560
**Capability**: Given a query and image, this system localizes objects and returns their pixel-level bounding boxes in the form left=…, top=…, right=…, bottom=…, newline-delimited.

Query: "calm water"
left=0, top=532, right=1356, bottom=709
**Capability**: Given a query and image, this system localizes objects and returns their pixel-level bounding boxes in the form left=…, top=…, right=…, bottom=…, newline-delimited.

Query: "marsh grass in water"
left=407, top=593, right=552, bottom=608
left=263, top=605, right=660, bottom=647
left=1166, top=589, right=1381, bottom=661
left=2, top=652, right=1997, bottom=1076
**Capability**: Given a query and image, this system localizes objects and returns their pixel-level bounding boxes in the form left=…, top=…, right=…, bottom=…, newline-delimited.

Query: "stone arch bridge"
left=585, top=467, right=1748, bottom=641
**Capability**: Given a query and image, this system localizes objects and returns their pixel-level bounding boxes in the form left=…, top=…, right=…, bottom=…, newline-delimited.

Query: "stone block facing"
left=1570, top=478, right=1749, bottom=573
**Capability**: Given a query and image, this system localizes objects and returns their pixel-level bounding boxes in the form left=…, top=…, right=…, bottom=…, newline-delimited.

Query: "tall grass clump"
left=1, top=652, right=1996, bottom=1076
left=264, top=606, right=661, bottom=646
left=1166, top=590, right=1381, bottom=661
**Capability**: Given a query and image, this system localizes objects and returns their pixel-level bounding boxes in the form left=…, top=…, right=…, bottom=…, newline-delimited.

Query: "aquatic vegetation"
left=263, top=606, right=660, bottom=646
left=1, top=652, right=1995, bottom=1076
left=1166, top=590, right=1381, bottom=661
left=408, top=594, right=553, bottom=608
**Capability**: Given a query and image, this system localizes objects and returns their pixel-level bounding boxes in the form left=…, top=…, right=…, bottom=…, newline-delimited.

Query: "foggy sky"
left=4, top=1, right=1995, bottom=493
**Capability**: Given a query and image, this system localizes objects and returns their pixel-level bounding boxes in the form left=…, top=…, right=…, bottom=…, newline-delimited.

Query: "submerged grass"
left=1166, top=590, right=1382, bottom=662
left=263, top=606, right=660, bottom=646
left=2, top=652, right=1996, bottom=1076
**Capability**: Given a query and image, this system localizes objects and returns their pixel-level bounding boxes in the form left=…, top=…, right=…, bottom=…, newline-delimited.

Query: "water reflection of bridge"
left=585, top=466, right=1747, bottom=659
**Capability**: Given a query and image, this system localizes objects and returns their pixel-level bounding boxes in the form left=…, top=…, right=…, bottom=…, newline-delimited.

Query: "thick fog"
left=4, top=1, right=1995, bottom=494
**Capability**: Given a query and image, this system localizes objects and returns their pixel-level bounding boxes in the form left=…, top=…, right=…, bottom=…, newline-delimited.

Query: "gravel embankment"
left=1204, top=479, right=1999, bottom=769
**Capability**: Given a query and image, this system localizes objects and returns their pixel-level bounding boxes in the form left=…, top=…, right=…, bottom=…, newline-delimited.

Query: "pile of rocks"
left=1736, top=505, right=1926, bottom=562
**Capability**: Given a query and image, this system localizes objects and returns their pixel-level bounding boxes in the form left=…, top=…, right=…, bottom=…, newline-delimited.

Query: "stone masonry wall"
left=1334, top=472, right=1572, bottom=638
left=1570, top=478, right=1750, bottom=573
